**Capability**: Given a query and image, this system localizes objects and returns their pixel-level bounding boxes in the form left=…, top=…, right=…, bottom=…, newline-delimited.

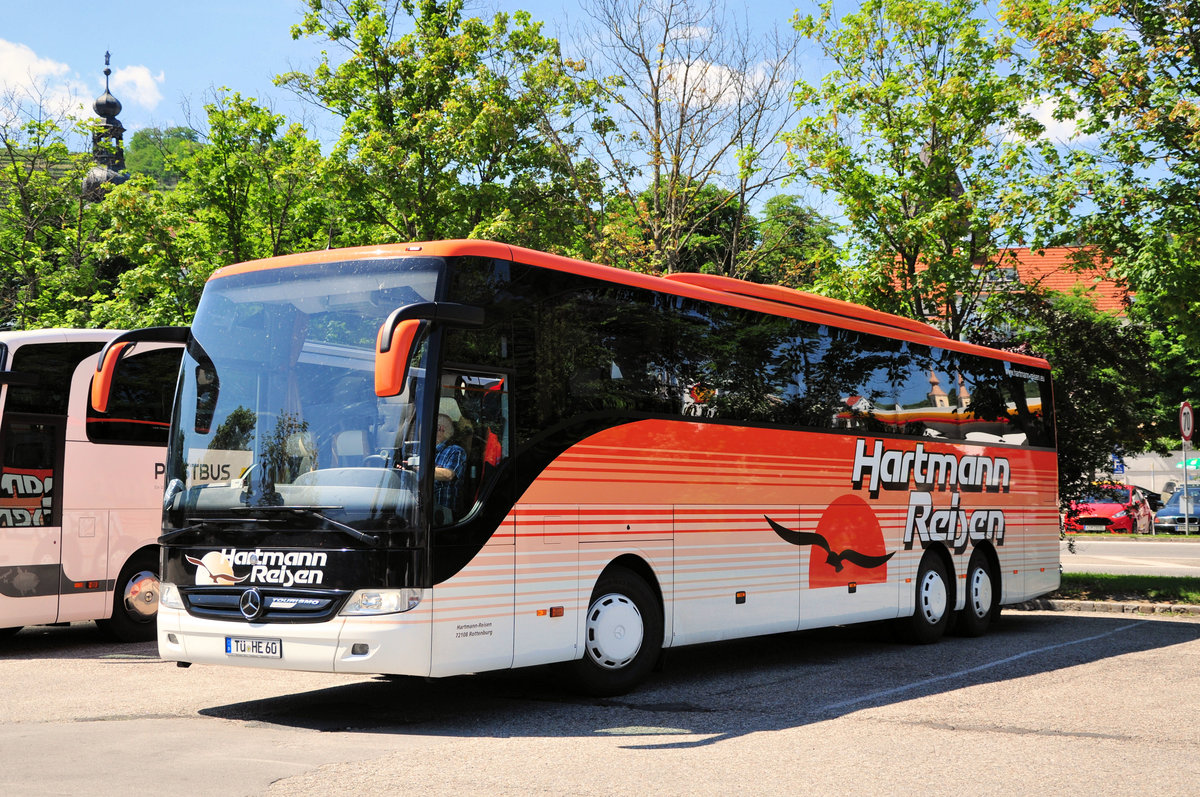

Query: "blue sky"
left=2, top=1, right=328, bottom=132
left=0, top=0, right=813, bottom=138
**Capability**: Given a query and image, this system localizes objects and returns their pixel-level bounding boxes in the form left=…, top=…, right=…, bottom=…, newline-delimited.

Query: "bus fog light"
left=350, top=643, right=369, bottom=655
left=160, top=582, right=184, bottom=610
left=340, top=588, right=421, bottom=616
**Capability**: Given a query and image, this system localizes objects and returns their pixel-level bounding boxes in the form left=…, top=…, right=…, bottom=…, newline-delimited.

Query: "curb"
left=1014, top=598, right=1200, bottom=616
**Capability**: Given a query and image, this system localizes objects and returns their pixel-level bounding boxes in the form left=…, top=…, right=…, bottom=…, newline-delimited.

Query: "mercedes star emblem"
left=239, top=588, right=264, bottom=621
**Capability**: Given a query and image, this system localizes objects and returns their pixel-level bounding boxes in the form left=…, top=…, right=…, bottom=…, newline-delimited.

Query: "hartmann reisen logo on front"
left=188, top=548, right=328, bottom=587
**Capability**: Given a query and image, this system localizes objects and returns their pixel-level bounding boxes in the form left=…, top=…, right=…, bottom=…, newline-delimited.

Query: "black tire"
left=896, top=553, right=952, bottom=644
left=570, top=566, right=663, bottom=697
left=954, top=551, right=999, bottom=637
left=97, top=550, right=159, bottom=643
left=0, top=626, right=20, bottom=640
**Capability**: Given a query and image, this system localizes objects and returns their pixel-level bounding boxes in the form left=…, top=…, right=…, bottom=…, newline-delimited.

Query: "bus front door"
left=0, top=415, right=65, bottom=627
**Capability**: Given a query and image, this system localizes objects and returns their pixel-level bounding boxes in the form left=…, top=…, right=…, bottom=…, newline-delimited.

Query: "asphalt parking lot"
left=2, top=609, right=1199, bottom=796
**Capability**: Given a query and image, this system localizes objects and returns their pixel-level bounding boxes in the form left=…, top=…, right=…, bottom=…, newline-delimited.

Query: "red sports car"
left=1064, top=484, right=1153, bottom=534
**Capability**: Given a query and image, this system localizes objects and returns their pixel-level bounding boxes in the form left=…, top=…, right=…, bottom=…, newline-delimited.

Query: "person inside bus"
left=433, top=398, right=467, bottom=518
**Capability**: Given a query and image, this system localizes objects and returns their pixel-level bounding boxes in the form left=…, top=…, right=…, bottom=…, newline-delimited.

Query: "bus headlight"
left=160, top=582, right=184, bottom=610
left=340, top=588, right=421, bottom=616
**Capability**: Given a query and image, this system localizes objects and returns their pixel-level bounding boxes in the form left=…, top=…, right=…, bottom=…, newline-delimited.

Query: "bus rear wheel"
left=97, top=550, right=159, bottom=643
left=954, top=552, right=999, bottom=637
left=897, top=553, right=951, bottom=644
left=570, top=566, right=662, bottom=697
left=0, top=627, right=20, bottom=640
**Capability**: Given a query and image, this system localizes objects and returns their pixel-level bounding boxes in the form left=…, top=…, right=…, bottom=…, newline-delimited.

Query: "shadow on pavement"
left=195, top=610, right=1200, bottom=746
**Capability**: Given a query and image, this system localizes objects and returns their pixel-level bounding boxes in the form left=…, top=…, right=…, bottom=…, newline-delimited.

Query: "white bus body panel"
left=0, top=330, right=170, bottom=629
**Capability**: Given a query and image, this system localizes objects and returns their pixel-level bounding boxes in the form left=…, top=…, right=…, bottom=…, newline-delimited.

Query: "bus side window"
left=437, top=371, right=509, bottom=525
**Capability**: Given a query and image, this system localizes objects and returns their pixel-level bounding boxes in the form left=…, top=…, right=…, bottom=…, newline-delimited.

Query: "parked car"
left=1153, top=485, right=1200, bottom=534
left=1135, top=485, right=1165, bottom=513
left=1064, top=483, right=1154, bottom=534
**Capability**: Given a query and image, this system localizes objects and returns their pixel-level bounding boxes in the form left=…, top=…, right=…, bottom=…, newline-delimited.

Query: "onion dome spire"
left=84, top=51, right=128, bottom=200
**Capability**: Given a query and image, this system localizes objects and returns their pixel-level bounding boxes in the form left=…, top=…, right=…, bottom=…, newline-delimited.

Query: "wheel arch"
left=595, top=553, right=663, bottom=611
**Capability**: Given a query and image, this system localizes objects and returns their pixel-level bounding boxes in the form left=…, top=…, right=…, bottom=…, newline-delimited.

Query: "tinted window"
left=7, top=342, right=104, bottom=415
left=448, top=260, right=1054, bottom=449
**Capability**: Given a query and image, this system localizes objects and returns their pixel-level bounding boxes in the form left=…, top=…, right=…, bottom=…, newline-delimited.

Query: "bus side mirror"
left=90, top=326, right=191, bottom=413
left=90, top=342, right=131, bottom=414
left=374, top=302, right=485, bottom=397
left=375, top=318, right=422, bottom=397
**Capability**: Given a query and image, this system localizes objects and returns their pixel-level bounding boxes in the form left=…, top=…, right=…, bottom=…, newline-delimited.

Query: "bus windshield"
left=165, top=257, right=441, bottom=535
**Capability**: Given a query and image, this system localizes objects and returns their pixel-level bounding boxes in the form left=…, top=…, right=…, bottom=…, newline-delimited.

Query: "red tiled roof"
left=999, top=247, right=1130, bottom=314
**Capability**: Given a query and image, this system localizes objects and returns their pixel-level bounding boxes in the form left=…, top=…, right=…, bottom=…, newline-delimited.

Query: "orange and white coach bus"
left=1, top=328, right=183, bottom=641
left=96, top=241, right=1058, bottom=694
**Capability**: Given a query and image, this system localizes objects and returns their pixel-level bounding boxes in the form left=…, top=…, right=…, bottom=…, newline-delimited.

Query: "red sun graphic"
left=808, top=494, right=890, bottom=589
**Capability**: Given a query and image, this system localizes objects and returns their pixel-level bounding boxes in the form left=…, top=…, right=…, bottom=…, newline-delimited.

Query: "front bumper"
left=156, top=598, right=434, bottom=675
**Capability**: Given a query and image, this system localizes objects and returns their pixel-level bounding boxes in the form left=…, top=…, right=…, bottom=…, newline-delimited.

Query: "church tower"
left=927, top=370, right=949, bottom=408
left=83, top=51, right=128, bottom=199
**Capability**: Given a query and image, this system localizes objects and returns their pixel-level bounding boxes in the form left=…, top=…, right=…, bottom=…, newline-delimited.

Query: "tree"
left=1002, top=0, right=1200, bottom=401
left=601, top=182, right=756, bottom=275
left=973, top=286, right=1170, bottom=503
left=279, top=0, right=604, bottom=254
left=577, top=0, right=802, bottom=275
left=125, top=126, right=202, bottom=189
left=90, top=94, right=332, bottom=327
left=748, top=194, right=840, bottom=288
left=0, top=87, right=110, bottom=329
left=183, top=92, right=330, bottom=262
left=789, top=0, right=1076, bottom=339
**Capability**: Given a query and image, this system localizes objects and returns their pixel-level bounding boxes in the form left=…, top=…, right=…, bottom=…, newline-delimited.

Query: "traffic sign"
left=1182, top=401, right=1194, bottom=442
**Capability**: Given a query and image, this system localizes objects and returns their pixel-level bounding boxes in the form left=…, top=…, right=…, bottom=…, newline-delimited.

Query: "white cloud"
left=0, top=38, right=87, bottom=116
left=662, top=58, right=777, bottom=107
left=0, top=39, right=164, bottom=121
left=1024, top=96, right=1094, bottom=143
left=0, top=39, right=68, bottom=86
left=111, top=65, right=164, bottom=110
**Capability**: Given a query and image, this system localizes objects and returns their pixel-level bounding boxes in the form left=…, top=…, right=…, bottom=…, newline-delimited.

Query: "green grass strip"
left=1054, top=573, right=1200, bottom=605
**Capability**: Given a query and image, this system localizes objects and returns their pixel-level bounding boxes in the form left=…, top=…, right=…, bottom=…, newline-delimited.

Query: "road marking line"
left=821, top=620, right=1148, bottom=713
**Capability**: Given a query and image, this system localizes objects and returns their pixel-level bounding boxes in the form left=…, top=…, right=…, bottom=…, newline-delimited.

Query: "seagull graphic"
left=185, top=553, right=250, bottom=584
left=765, top=515, right=895, bottom=572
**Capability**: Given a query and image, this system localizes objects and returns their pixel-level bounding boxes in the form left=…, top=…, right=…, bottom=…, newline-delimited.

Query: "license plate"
left=225, top=636, right=282, bottom=658
left=1083, top=523, right=1108, bottom=530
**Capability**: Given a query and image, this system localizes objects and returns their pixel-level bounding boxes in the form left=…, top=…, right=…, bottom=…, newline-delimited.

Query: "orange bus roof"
left=661, top=272, right=948, bottom=339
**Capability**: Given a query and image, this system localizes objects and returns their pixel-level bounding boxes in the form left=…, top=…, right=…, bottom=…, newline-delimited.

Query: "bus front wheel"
left=897, top=553, right=951, bottom=644
left=97, top=550, right=159, bottom=643
left=571, top=566, right=662, bottom=696
left=0, top=627, right=20, bottom=639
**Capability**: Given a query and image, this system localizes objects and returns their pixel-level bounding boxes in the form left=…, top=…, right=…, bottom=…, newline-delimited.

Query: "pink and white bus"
left=1, top=329, right=182, bottom=641
left=101, top=241, right=1059, bottom=693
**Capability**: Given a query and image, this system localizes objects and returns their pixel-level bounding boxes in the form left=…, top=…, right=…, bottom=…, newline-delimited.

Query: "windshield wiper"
left=242, top=505, right=381, bottom=547
left=159, top=516, right=270, bottom=544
